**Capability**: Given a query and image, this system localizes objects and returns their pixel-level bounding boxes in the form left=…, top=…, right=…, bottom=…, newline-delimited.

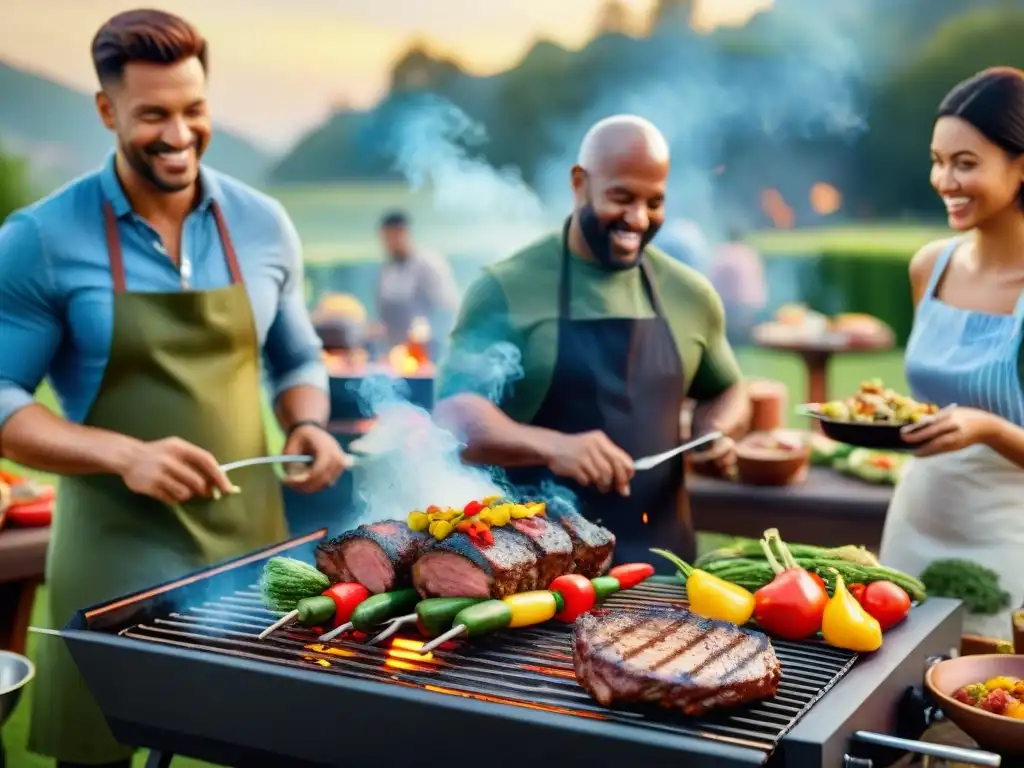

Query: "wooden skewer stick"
left=258, top=610, right=298, bottom=640
left=417, top=624, right=467, bottom=654
left=317, top=621, right=354, bottom=643
left=365, top=614, right=416, bottom=646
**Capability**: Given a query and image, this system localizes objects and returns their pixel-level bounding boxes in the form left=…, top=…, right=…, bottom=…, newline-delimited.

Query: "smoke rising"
left=347, top=343, right=523, bottom=525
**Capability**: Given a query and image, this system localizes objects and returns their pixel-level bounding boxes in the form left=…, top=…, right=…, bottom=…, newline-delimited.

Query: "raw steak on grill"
left=509, top=516, right=574, bottom=588
left=545, top=505, right=615, bottom=578
left=572, top=608, right=782, bottom=715
left=412, top=526, right=539, bottom=598
left=315, top=521, right=430, bottom=593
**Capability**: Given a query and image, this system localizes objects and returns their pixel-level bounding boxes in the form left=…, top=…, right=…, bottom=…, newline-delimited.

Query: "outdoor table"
left=753, top=333, right=895, bottom=406
left=0, top=525, right=49, bottom=654
left=689, top=467, right=893, bottom=550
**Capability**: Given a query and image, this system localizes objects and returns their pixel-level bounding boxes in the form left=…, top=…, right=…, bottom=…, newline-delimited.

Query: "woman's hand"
left=900, top=407, right=998, bottom=457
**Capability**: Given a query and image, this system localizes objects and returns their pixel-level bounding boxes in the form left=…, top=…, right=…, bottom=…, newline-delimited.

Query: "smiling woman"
left=878, top=67, right=1024, bottom=643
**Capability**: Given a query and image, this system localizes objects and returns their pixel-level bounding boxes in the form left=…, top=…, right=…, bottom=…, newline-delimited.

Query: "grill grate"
left=117, top=580, right=856, bottom=760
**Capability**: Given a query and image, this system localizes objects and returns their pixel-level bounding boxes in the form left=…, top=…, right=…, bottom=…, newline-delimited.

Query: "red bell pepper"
left=463, top=500, right=485, bottom=517
left=753, top=529, right=829, bottom=640
left=608, top=563, right=655, bottom=590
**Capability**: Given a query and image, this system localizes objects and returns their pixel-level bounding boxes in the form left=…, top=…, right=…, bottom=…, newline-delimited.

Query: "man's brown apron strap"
left=102, top=202, right=127, bottom=295
left=212, top=202, right=245, bottom=286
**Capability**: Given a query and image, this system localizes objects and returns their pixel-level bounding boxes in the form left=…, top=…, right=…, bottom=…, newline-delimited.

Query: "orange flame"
left=384, top=637, right=440, bottom=672
left=388, top=344, right=422, bottom=375
left=641, top=512, right=649, bottom=524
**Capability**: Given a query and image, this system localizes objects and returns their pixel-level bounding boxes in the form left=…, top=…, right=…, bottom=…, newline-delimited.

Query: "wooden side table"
left=0, top=526, right=49, bottom=654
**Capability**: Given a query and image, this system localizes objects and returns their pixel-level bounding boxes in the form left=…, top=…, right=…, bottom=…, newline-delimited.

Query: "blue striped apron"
left=879, top=239, right=1024, bottom=641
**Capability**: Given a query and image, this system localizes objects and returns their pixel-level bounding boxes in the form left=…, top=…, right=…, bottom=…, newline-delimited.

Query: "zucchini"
left=259, top=556, right=330, bottom=611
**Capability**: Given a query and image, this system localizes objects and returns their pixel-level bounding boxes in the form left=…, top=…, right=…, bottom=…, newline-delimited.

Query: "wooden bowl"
left=735, top=431, right=810, bottom=486
left=924, top=654, right=1024, bottom=755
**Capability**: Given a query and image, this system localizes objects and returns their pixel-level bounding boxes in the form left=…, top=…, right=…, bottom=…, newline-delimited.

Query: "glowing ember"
left=388, top=344, right=422, bottom=375
left=760, top=188, right=795, bottom=229
left=385, top=637, right=439, bottom=672
left=641, top=512, right=648, bottom=524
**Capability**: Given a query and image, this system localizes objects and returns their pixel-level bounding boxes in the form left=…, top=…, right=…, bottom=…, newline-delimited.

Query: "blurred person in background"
left=708, top=226, right=768, bottom=346
left=375, top=210, right=460, bottom=360
left=880, top=67, right=1024, bottom=641
left=433, top=115, right=749, bottom=571
left=0, top=10, right=346, bottom=766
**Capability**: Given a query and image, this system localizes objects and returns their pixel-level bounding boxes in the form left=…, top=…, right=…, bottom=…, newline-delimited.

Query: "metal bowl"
left=925, top=654, right=1024, bottom=756
left=0, top=650, right=35, bottom=727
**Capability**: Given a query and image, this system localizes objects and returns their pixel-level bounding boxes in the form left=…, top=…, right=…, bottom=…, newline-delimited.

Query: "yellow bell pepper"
left=503, top=590, right=558, bottom=628
left=481, top=495, right=502, bottom=506
left=428, top=519, right=454, bottom=540
left=510, top=504, right=535, bottom=519
left=651, top=548, right=755, bottom=626
left=822, top=571, right=883, bottom=652
left=407, top=511, right=429, bottom=531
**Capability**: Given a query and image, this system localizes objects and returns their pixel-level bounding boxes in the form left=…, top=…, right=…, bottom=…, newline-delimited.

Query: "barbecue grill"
left=58, top=530, right=997, bottom=768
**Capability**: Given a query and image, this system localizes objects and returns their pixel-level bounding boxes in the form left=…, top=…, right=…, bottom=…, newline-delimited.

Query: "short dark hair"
left=91, top=9, right=207, bottom=87
left=380, top=210, right=409, bottom=229
left=939, top=67, right=1024, bottom=206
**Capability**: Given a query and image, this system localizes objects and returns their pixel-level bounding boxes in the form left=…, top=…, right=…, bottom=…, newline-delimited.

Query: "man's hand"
left=546, top=430, right=634, bottom=496
left=282, top=424, right=349, bottom=493
left=690, top=435, right=737, bottom=477
left=120, top=437, right=236, bottom=505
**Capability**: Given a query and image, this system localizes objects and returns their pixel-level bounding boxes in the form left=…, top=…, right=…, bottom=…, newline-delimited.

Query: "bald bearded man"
left=434, top=115, right=750, bottom=568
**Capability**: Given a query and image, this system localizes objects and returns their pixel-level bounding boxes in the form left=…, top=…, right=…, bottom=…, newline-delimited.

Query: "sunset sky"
left=1, top=0, right=771, bottom=150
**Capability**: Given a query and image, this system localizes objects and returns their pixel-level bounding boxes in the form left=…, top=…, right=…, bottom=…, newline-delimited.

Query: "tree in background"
left=854, top=7, right=1024, bottom=218
left=0, top=143, right=31, bottom=222
left=594, top=0, right=636, bottom=36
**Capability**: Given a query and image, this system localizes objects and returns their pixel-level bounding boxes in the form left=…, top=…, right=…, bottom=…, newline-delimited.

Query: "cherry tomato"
left=549, top=574, right=596, bottom=623
left=608, top=563, right=656, bottom=590
left=463, top=500, right=484, bottom=517
left=849, top=583, right=866, bottom=603
left=322, top=583, right=370, bottom=626
left=860, top=581, right=911, bottom=631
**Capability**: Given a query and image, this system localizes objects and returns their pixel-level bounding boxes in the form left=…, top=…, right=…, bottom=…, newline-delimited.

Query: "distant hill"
left=0, top=62, right=273, bottom=189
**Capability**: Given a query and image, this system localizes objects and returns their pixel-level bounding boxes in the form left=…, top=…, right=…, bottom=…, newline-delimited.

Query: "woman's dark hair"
left=92, top=9, right=207, bottom=87
left=938, top=66, right=1024, bottom=207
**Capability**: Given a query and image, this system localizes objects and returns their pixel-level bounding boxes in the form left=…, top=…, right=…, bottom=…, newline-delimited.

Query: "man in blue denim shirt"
left=0, top=9, right=347, bottom=766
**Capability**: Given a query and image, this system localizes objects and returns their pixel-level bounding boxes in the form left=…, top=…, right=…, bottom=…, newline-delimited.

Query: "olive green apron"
left=29, top=201, right=288, bottom=764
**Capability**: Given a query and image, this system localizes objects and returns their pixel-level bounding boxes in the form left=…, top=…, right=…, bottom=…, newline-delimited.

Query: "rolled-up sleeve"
left=0, top=212, right=62, bottom=430
left=262, top=202, right=328, bottom=399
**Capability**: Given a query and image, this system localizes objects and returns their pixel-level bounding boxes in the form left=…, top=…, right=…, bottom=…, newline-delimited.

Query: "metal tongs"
left=633, top=431, right=723, bottom=472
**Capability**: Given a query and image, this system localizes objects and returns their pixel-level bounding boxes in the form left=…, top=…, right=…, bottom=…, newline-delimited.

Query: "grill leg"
left=144, top=751, right=173, bottom=768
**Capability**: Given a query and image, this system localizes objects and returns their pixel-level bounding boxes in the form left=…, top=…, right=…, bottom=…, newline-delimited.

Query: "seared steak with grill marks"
left=572, top=608, right=781, bottom=715
left=545, top=505, right=615, bottom=577
left=509, top=516, right=574, bottom=587
left=315, top=521, right=430, bottom=593
left=412, top=527, right=539, bottom=598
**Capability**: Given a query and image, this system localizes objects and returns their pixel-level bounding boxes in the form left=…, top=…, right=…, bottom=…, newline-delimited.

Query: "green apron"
left=29, top=201, right=288, bottom=764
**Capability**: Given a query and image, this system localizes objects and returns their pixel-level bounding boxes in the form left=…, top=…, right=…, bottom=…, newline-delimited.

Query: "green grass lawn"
left=1, top=346, right=906, bottom=767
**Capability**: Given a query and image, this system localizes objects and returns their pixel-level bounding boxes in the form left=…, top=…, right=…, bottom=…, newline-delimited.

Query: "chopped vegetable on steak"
left=572, top=608, right=782, bottom=715
left=412, top=526, right=540, bottom=599
left=315, top=521, right=431, bottom=593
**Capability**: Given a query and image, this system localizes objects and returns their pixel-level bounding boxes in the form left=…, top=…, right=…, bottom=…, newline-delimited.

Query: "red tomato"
left=463, top=501, right=484, bottom=517
left=860, top=581, right=911, bottom=631
left=550, top=575, right=596, bottom=623
left=322, top=583, right=370, bottom=625
left=849, top=583, right=866, bottom=603
left=608, top=563, right=655, bottom=590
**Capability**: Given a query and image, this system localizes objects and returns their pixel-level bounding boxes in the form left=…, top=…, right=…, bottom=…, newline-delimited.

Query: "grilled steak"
left=509, top=516, right=574, bottom=588
left=572, top=608, right=781, bottom=715
left=315, top=521, right=430, bottom=593
left=545, top=505, right=616, bottom=578
left=412, top=527, right=539, bottom=598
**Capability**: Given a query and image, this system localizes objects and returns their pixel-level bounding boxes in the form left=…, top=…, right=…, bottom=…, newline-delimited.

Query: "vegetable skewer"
left=416, top=564, right=654, bottom=655
left=316, top=588, right=420, bottom=641
left=258, top=582, right=370, bottom=640
left=367, top=597, right=485, bottom=645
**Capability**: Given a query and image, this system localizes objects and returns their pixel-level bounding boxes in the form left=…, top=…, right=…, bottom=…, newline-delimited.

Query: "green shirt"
left=435, top=232, right=742, bottom=423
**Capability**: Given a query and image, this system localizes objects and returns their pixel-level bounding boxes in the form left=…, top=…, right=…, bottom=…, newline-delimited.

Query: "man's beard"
left=120, top=137, right=201, bottom=194
left=577, top=201, right=661, bottom=271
